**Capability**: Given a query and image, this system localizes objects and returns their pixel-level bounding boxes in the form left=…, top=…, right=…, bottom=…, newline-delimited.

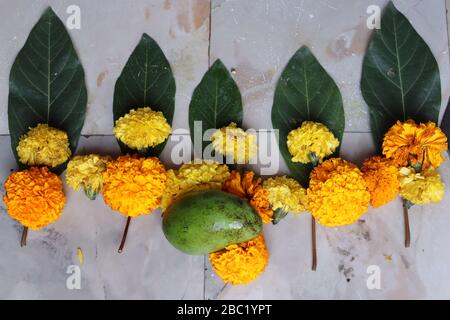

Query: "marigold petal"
left=17, top=124, right=71, bottom=167
left=66, top=154, right=111, bottom=196
left=209, top=235, right=268, bottom=285
left=223, top=171, right=273, bottom=224
left=160, top=160, right=230, bottom=212
left=307, top=158, right=370, bottom=227
left=382, top=120, right=448, bottom=169
left=263, top=176, right=308, bottom=214
left=211, top=122, right=258, bottom=163
left=361, top=156, right=399, bottom=208
left=287, top=121, right=339, bottom=164
left=113, top=107, right=172, bottom=150
left=399, top=167, right=445, bottom=205
left=102, top=155, right=167, bottom=217
left=3, top=167, right=66, bottom=230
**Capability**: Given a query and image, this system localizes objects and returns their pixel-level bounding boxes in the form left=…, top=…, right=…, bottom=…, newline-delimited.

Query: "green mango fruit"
left=162, top=190, right=262, bottom=255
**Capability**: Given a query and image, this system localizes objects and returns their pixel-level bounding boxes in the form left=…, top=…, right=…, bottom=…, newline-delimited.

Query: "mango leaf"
left=361, top=1, right=441, bottom=149
left=8, top=7, right=87, bottom=174
left=189, top=59, right=243, bottom=154
left=441, top=97, right=450, bottom=152
left=113, top=33, right=175, bottom=157
left=272, top=46, right=344, bottom=186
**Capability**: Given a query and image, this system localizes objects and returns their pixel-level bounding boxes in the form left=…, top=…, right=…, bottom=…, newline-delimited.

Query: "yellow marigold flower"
left=17, top=124, right=71, bottom=167
left=287, top=121, right=339, bottom=164
left=307, top=158, right=370, bottom=227
left=399, top=167, right=445, bottom=205
left=102, top=155, right=167, bottom=217
left=160, top=160, right=230, bottom=212
left=209, top=235, right=268, bottom=285
left=113, top=107, right=172, bottom=150
left=263, top=176, right=308, bottom=214
left=361, top=156, right=400, bottom=208
left=211, top=122, right=257, bottom=163
left=382, top=120, right=448, bottom=169
left=66, top=154, right=111, bottom=200
left=3, top=167, right=66, bottom=230
left=223, top=171, right=273, bottom=224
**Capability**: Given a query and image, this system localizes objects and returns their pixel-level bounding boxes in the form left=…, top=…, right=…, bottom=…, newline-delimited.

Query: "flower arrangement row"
left=2, top=3, right=449, bottom=286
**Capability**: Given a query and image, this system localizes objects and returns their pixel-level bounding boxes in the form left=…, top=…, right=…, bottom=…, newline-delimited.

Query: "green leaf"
left=8, top=7, right=87, bottom=174
left=361, top=1, right=441, bottom=149
left=272, top=46, right=345, bottom=186
left=113, top=33, right=175, bottom=157
left=189, top=59, right=243, bottom=154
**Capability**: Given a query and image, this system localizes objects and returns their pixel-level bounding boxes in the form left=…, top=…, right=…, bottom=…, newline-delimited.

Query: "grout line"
left=207, top=0, right=212, bottom=68
left=203, top=255, right=207, bottom=300
left=446, top=1, right=450, bottom=65
left=203, top=0, right=213, bottom=301
left=0, top=131, right=374, bottom=137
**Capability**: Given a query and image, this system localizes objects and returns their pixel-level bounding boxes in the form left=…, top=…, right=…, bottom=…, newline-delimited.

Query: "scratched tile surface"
left=1, top=0, right=450, bottom=299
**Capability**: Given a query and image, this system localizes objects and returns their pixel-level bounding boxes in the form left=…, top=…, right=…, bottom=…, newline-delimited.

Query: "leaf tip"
left=210, top=58, right=225, bottom=69
left=141, top=33, right=151, bottom=41
left=296, top=45, right=313, bottom=58
left=43, top=6, right=56, bottom=17
left=384, top=1, right=400, bottom=16
left=140, top=33, right=158, bottom=46
left=386, top=1, right=396, bottom=9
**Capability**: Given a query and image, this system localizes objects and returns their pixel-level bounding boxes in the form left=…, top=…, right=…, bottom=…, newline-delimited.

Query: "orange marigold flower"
left=222, top=171, right=273, bottom=224
left=307, top=158, right=370, bottom=227
left=209, top=235, right=268, bottom=285
left=3, top=167, right=65, bottom=230
left=382, top=120, right=448, bottom=169
left=102, top=155, right=167, bottom=217
left=361, top=156, right=400, bottom=208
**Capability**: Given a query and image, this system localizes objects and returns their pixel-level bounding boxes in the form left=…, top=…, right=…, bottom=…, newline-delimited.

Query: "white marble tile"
left=1, top=0, right=450, bottom=300
left=0, top=136, right=204, bottom=299
left=206, top=134, right=450, bottom=300
left=210, top=0, right=450, bottom=132
left=0, top=0, right=210, bottom=135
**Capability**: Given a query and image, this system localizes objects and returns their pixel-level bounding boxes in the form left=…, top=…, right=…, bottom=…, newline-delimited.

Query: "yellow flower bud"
left=17, top=124, right=71, bottom=167
left=287, top=121, right=339, bottom=164
left=399, top=167, right=445, bottom=205
left=113, top=107, right=171, bottom=150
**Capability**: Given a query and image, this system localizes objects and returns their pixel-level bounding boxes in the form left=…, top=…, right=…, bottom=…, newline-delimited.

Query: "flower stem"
left=21, top=226, right=28, bottom=247
left=309, top=154, right=319, bottom=271
left=403, top=204, right=411, bottom=248
left=311, top=215, right=317, bottom=271
left=118, top=216, right=131, bottom=253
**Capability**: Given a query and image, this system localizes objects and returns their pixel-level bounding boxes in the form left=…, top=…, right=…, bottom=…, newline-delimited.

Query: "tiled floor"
left=0, top=0, right=449, bottom=299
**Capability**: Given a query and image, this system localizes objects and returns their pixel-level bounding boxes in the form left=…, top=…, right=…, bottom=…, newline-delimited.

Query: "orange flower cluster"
left=102, top=155, right=167, bottom=217
left=209, top=235, right=268, bottom=285
left=307, top=158, right=370, bottom=227
left=361, top=156, right=400, bottom=208
left=382, top=120, right=447, bottom=169
left=3, top=167, right=65, bottom=230
left=222, top=171, right=273, bottom=224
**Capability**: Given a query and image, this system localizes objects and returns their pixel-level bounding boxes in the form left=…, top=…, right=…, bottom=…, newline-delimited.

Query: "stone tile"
left=0, top=136, right=204, bottom=299
left=209, top=0, right=450, bottom=133
left=206, top=133, right=450, bottom=299
left=0, top=0, right=210, bottom=135
left=1, top=0, right=450, bottom=300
